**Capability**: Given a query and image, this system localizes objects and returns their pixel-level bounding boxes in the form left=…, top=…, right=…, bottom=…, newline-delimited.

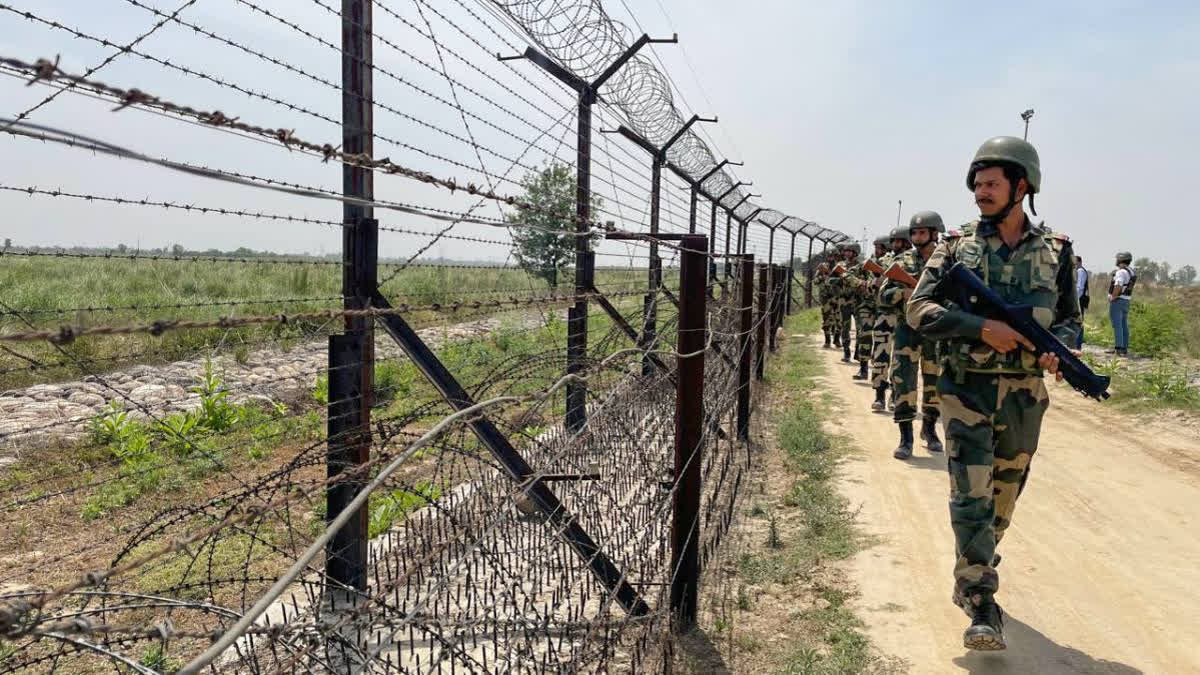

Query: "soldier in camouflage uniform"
left=907, top=136, right=1080, bottom=651
left=825, top=250, right=847, bottom=349
left=816, top=262, right=834, bottom=347
left=837, top=243, right=868, bottom=369
left=882, top=212, right=945, bottom=457
left=869, top=227, right=913, bottom=411
left=835, top=243, right=857, bottom=362
left=866, top=234, right=896, bottom=401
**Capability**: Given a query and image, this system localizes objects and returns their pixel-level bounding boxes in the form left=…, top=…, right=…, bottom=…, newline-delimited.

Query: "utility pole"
left=1021, top=109, right=1035, bottom=140
left=895, top=200, right=902, bottom=228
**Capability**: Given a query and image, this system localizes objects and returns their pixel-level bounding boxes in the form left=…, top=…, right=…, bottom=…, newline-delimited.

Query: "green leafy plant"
left=312, top=374, right=329, bottom=406
left=1135, top=365, right=1199, bottom=405
left=368, top=481, right=441, bottom=539
left=192, top=360, right=240, bottom=431
left=88, top=401, right=132, bottom=445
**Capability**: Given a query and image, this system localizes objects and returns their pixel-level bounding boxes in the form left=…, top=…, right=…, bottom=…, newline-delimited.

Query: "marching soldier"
left=907, top=136, right=1080, bottom=651
left=881, top=213, right=945, bottom=457
left=816, top=261, right=834, bottom=347
left=836, top=243, right=862, bottom=363
left=868, top=233, right=900, bottom=407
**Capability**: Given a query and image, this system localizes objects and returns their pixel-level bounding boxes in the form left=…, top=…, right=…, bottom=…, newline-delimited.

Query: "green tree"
left=1172, top=265, right=1196, bottom=286
left=171, top=243, right=186, bottom=257
left=1134, top=257, right=1158, bottom=283
left=506, top=163, right=601, bottom=289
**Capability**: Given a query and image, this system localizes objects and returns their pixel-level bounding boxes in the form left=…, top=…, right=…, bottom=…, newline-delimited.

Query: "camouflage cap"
left=908, top=210, right=946, bottom=234
left=966, top=136, right=1041, bottom=194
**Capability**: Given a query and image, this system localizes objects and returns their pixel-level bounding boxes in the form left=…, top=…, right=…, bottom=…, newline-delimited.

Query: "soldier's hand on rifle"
left=1037, top=349, right=1084, bottom=382
left=981, top=319, right=1035, bottom=354
left=1037, top=353, right=1065, bottom=382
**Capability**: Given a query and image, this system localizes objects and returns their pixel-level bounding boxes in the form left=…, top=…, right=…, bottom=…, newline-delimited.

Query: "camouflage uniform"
left=824, top=267, right=846, bottom=348
left=869, top=251, right=896, bottom=389
left=838, top=260, right=871, bottom=367
left=817, top=270, right=837, bottom=345
left=883, top=248, right=941, bottom=423
left=907, top=218, right=1080, bottom=605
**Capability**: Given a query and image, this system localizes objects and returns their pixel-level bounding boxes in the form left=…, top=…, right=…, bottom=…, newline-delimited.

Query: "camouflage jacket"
left=838, top=260, right=871, bottom=309
left=870, top=252, right=896, bottom=311
left=879, top=248, right=924, bottom=311
left=906, top=217, right=1080, bottom=374
left=816, top=274, right=833, bottom=303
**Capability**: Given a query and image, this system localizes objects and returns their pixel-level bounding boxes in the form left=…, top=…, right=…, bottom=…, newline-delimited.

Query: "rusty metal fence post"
left=326, top=0, right=374, bottom=592
left=671, top=233, right=708, bottom=631
left=755, top=263, right=768, bottom=380
left=737, top=255, right=754, bottom=439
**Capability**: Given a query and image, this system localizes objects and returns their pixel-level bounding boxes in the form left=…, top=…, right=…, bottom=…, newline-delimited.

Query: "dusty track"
left=813, top=337, right=1200, bottom=674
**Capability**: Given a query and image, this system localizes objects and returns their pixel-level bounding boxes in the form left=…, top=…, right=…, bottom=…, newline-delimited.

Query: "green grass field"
left=0, top=254, right=676, bottom=389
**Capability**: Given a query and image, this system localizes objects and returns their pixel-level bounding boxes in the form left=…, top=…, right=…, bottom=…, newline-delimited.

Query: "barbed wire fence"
left=0, top=0, right=850, bottom=672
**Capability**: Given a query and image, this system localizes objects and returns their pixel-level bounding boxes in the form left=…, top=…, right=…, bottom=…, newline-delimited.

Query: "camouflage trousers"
left=940, top=367, right=1048, bottom=599
left=871, top=311, right=897, bottom=388
left=854, top=307, right=874, bottom=364
left=839, top=305, right=854, bottom=353
left=821, top=300, right=839, bottom=335
left=891, top=323, right=940, bottom=423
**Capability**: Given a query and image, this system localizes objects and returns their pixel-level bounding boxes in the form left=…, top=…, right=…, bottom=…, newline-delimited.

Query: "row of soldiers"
left=815, top=211, right=948, bottom=459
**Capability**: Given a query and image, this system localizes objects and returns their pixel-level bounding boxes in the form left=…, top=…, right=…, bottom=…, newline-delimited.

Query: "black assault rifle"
left=941, top=262, right=1110, bottom=401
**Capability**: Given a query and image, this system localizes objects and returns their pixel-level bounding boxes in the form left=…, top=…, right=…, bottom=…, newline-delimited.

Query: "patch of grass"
left=1084, top=354, right=1200, bottom=410
left=133, top=532, right=279, bottom=600
left=79, top=367, right=296, bottom=519
left=727, top=310, right=897, bottom=674
left=138, top=643, right=181, bottom=673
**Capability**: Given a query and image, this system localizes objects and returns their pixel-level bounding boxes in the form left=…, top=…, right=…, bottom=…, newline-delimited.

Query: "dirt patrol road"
left=814, top=339, right=1200, bottom=674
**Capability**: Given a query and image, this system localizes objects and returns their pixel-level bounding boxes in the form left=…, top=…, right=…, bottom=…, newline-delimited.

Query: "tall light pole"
left=895, top=200, right=902, bottom=228
left=1021, top=109, right=1035, bottom=140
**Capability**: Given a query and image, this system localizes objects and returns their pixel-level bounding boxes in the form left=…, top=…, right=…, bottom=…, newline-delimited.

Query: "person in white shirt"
left=1108, top=252, right=1136, bottom=356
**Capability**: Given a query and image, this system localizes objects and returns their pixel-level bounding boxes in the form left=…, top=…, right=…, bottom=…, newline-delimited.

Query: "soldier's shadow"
left=902, top=453, right=946, bottom=472
left=951, top=613, right=1143, bottom=674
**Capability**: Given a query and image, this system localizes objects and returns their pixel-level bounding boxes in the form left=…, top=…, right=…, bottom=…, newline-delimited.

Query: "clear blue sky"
left=0, top=0, right=1196, bottom=270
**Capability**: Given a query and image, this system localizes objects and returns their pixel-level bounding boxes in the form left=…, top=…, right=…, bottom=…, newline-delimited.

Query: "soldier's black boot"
left=842, top=343, right=851, bottom=362
left=963, top=594, right=1006, bottom=651
left=921, top=412, right=943, bottom=453
left=852, top=362, right=868, bottom=380
left=871, top=384, right=887, bottom=412
left=823, top=331, right=831, bottom=348
left=893, top=421, right=913, bottom=459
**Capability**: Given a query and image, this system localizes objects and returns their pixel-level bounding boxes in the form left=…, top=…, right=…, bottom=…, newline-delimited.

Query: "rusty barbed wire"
left=0, top=290, right=649, bottom=343
left=0, top=184, right=514, bottom=246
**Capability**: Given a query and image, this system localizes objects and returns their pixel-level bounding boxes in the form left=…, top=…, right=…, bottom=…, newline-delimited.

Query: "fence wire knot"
left=49, top=325, right=75, bottom=345
left=27, top=54, right=60, bottom=85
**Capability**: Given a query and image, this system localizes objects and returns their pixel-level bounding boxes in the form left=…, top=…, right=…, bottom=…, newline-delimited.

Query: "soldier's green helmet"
left=966, top=136, right=1041, bottom=194
left=889, top=226, right=910, bottom=242
left=908, top=210, right=946, bottom=234
left=843, top=242, right=861, bottom=255
left=873, top=235, right=890, bottom=248
left=1116, top=251, right=1133, bottom=264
